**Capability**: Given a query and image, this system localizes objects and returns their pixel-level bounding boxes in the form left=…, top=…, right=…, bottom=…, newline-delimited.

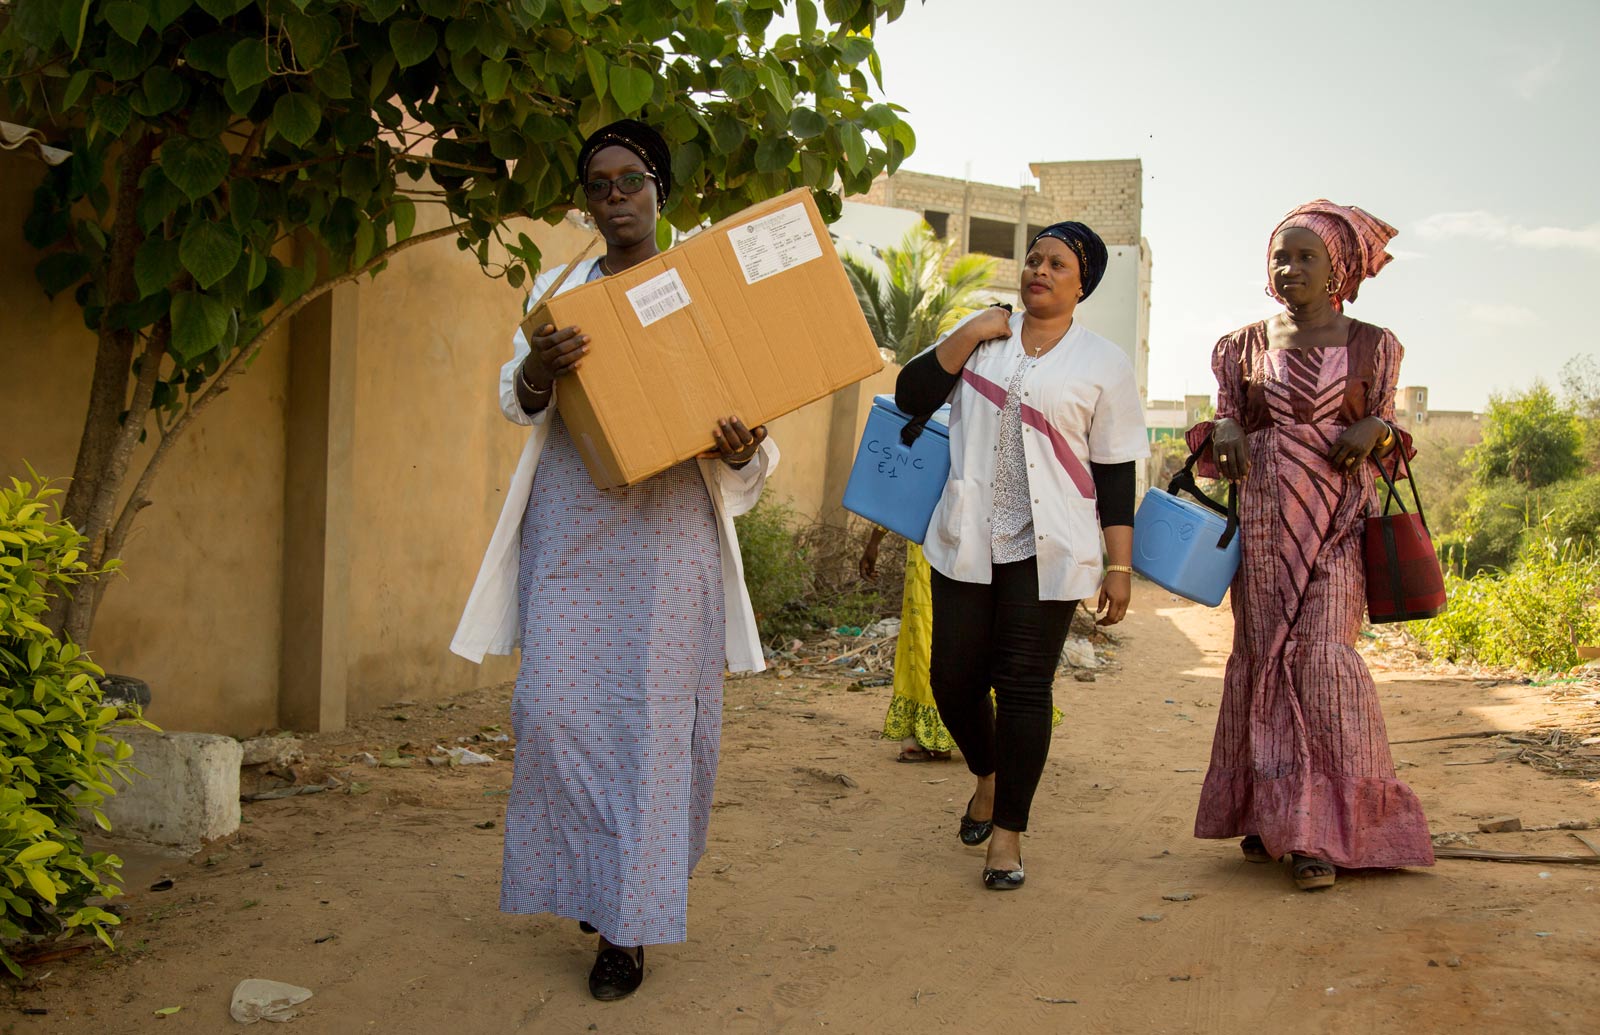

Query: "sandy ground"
left=6, top=579, right=1600, bottom=1035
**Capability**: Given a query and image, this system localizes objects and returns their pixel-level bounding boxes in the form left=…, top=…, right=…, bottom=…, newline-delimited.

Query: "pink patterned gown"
left=1188, top=320, right=1434, bottom=869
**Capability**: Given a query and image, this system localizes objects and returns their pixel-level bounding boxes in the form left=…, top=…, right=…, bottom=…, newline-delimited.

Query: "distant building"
left=1146, top=394, right=1214, bottom=442
left=1394, top=385, right=1480, bottom=425
left=849, top=160, right=1152, bottom=410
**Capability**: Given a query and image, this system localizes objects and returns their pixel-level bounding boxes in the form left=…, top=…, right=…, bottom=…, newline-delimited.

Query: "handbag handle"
left=1367, top=446, right=1430, bottom=532
left=1167, top=440, right=1240, bottom=550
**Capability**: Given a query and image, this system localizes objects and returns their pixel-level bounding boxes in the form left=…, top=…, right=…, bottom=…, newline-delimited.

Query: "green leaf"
left=148, top=0, right=193, bottom=31
left=754, top=136, right=795, bottom=173
left=226, top=38, right=272, bottom=91
left=24, top=868, right=57, bottom=905
left=481, top=59, right=512, bottom=100
left=132, top=66, right=184, bottom=116
left=103, top=1, right=148, bottom=43
left=388, top=19, right=439, bottom=69
left=58, top=0, right=90, bottom=56
left=756, top=59, right=794, bottom=112
left=63, top=69, right=96, bottom=109
left=134, top=237, right=182, bottom=297
left=170, top=291, right=231, bottom=362
left=270, top=93, right=322, bottom=147
left=789, top=107, right=826, bottom=139
left=180, top=220, right=242, bottom=289
left=283, top=11, right=340, bottom=70
left=311, top=51, right=353, bottom=99
left=197, top=0, right=251, bottom=16
left=609, top=66, right=652, bottom=115
left=391, top=197, right=416, bottom=241
left=719, top=63, right=756, bottom=100
left=16, top=842, right=64, bottom=865
left=583, top=49, right=608, bottom=99
left=184, top=30, right=242, bottom=76
left=153, top=1007, right=181, bottom=1017
left=837, top=122, right=866, bottom=175
left=92, top=95, right=133, bottom=136
left=797, top=0, right=818, bottom=36
left=159, top=138, right=230, bottom=201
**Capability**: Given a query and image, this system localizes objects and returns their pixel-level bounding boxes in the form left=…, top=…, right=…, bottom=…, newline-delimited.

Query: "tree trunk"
left=51, top=134, right=157, bottom=645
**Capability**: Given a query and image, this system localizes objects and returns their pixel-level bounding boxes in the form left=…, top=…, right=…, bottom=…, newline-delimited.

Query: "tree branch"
left=107, top=222, right=466, bottom=556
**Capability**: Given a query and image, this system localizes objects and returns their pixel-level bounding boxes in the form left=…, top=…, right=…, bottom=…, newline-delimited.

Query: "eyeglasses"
left=583, top=171, right=657, bottom=202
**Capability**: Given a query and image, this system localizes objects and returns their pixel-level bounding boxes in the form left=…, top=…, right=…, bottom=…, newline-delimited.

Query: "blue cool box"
left=841, top=395, right=952, bottom=543
left=1132, top=488, right=1240, bottom=607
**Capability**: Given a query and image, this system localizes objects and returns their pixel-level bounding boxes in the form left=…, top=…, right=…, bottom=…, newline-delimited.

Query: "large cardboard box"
left=520, top=188, right=883, bottom=488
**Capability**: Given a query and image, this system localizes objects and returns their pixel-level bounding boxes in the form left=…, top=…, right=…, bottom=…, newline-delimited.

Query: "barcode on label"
left=625, top=269, right=692, bottom=327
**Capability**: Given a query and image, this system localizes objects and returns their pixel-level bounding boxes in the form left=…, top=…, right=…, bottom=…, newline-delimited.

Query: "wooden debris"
left=1572, top=832, right=1600, bottom=858
left=1477, top=816, right=1523, bottom=834
left=1434, top=847, right=1600, bottom=865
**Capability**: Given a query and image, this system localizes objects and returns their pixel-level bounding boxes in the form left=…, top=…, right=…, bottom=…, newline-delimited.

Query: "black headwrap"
left=1029, top=221, right=1109, bottom=301
left=577, top=119, right=671, bottom=209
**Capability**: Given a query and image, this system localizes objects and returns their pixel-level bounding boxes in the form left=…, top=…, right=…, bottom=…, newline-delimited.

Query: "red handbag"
left=1364, top=449, right=1447, bottom=623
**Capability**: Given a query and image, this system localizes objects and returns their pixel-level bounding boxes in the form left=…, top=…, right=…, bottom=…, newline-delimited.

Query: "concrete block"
left=1477, top=815, right=1522, bottom=833
left=99, top=728, right=243, bottom=851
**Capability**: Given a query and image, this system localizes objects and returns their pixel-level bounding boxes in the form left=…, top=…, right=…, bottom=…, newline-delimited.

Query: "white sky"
left=865, top=0, right=1599, bottom=410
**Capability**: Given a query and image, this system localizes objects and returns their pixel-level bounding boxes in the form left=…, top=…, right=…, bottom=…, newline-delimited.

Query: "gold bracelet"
left=1105, top=564, right=1134, bottom=575
left=1376, top=420, right=1396, bottom=450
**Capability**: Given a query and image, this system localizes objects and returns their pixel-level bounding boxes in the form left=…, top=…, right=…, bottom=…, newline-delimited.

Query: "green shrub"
left=735, top=500, right=895, bottom=646
left=0, top=473, right=144, bottom=975
left=1412, top=528, right=1600, bottom=671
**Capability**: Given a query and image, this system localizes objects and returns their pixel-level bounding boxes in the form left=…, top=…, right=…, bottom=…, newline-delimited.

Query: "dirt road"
left=8, top=581, right=1599, bottom=1034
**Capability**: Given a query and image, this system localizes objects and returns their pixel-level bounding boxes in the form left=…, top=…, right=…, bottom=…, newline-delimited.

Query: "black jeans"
left=929, top=558, right=1078, bottom=832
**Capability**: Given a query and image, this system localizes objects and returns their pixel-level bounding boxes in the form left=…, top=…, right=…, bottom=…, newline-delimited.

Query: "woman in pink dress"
left=1187, top=200, right=1435, bottom=891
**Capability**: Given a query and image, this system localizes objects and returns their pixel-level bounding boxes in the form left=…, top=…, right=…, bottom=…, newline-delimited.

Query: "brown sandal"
left=1240, top=835, right=1272, bottom=863
left=1292, top=854, right=1336, bottom=891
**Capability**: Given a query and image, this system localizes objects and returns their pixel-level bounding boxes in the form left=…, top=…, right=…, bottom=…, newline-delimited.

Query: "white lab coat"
left=920, top=309, right=1148, bottom=601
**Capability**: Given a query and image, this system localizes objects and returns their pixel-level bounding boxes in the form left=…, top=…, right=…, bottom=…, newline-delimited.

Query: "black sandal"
left=1240, top=835, right=1272, bottom=863
left=578, top=920, right=597, bottom=934
left=588, top=944, right=645, bottom=1001
left=959, top=794, right=993, bottom=847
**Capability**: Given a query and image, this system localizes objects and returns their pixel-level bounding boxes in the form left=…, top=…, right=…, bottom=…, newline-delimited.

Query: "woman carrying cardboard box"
left=894, top=222, right=1148, bottom=891
left=452, top=120, right=778, bottom=1001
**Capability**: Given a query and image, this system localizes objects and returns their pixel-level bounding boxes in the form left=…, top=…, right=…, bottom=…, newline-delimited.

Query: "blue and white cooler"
left=841, top=395, right=952, bottom=543
left=1132, top=452, right=1241, bottom=607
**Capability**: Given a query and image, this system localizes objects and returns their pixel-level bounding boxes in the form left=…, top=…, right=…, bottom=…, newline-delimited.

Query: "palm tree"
left=842, top=222, right=1000, bottom=364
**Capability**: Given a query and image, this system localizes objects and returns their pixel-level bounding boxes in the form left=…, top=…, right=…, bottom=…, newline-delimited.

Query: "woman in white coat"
left=895, top=221, right=1147, bottom=891
left=452, top=120, right=777, bottom=1001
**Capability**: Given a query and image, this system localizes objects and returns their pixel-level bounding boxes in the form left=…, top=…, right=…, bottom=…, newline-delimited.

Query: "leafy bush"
left=1439, top=478, right=1535, bottom=575
left=1466, top=382, right=1582, bottom=489
left=0, top=474, right=144, bottom=975
left=735, top=500, right=895, bottom=646
left=1412, top=528, right=1600, bottom=671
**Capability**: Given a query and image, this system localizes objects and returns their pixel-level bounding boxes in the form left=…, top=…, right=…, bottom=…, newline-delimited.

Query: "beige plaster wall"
left=764, top=358, right=901, bottom=522
left=341, top=209, right=593, bottom=711
left=0, top=153, right=288, bottom=736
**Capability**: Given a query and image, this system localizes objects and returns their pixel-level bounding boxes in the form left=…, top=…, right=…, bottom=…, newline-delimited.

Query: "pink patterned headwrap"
left=1266, top=200, right=1399, bottom=310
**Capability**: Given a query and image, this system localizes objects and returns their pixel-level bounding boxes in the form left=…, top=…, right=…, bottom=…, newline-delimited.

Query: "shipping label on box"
left=519, top=189, right=882, bottom=489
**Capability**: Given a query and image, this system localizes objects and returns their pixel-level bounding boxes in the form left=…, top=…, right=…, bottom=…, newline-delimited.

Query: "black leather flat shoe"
left=982, top=856, right=1025, bottom=891
left=959, top=795, right=993, bottom=846
left=588, top=944, right=645, bottom=1001
left=578, top=920, right=598, bottom=934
